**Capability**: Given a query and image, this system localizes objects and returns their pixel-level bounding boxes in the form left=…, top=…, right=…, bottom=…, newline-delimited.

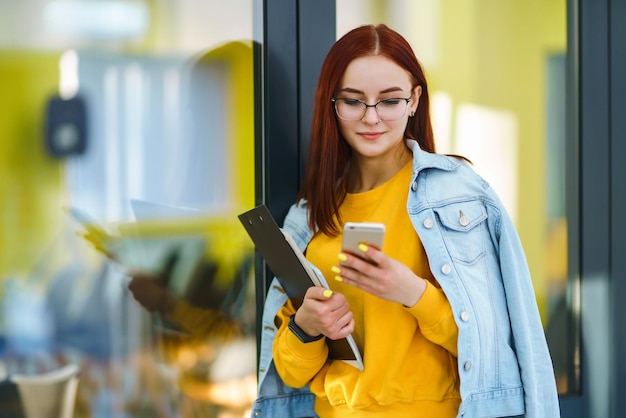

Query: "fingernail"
left=331, top=266, right=341, bottom=274
left=323, top=289, right=333, bottom=298
left=334, top=276, right=343, bottom=283
left=358, top=243, right=368, bottom=252
left=338, top=253, right=348, bottom=262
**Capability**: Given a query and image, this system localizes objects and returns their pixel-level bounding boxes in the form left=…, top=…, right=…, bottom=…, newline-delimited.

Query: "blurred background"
left=0, top=0, right=568, bottom=417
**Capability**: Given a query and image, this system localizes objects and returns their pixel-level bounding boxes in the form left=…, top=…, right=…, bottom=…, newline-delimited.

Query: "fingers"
left=356, top=243, right=386, bottom=265
left=298, top=287, right=353, bottom=339
left=335, top=249, right=428, bottom=306
left=335, top=249, right=383, bottom=288
left=299, top=304, right=354, bottom=340
left=339, top=244, right=386, bottom=272
left=304, top=287, right=351, bottom=317
left=325, top=311, right=355, bottom=340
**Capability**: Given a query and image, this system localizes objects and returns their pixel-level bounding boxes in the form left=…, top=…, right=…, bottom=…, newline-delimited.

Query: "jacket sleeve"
left=492, top=198, right=561, bottom=418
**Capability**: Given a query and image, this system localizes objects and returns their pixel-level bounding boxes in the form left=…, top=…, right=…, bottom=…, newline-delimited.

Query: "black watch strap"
left=288, top=314, right=324, bottom=343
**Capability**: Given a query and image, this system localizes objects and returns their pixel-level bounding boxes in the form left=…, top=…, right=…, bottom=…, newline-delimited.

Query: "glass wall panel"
left=337, top=0, right=575, bottom=394
left=0, top=1, right=257, bottom=416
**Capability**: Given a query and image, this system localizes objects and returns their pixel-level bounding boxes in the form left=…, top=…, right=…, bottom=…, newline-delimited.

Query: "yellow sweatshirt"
left=273, top=161, right=460, bottom=417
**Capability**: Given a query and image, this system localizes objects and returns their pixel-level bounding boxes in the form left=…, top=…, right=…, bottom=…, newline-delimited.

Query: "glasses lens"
left=335, top=99, right=364, bottom=120
left=376, top=99, right=408, bottom=121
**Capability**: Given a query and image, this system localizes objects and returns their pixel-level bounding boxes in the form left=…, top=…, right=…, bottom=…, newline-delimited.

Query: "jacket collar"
left=406, top=139, right=460, bottom=173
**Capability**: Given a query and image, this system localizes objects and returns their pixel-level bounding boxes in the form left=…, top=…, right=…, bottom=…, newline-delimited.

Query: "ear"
left=411, top=85, right=422, bottom=112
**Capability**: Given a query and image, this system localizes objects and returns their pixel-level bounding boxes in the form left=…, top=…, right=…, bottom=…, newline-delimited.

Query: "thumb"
left=306, top=286, right=334, bottom=301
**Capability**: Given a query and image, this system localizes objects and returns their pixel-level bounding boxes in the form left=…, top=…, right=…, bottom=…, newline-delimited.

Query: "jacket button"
left=411, top=181, right=418, bottom=191
left=464, top=361, right=472, bottom=371
left=441, top=264, right=451, bottom=275
left=459, top=215, right=469, bottom=226
left=423, top=218, right=433, bottom=229
left=460, top=311, right=469, bottom=322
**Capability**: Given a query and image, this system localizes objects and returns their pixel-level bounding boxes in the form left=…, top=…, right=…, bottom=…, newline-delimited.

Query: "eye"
left=379, top=98, right=402, bottom=107
left=341, top=99, right=363, bottom=107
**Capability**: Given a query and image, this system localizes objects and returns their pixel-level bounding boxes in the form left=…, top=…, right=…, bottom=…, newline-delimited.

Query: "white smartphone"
left=341, top=222, right=386, bottom=257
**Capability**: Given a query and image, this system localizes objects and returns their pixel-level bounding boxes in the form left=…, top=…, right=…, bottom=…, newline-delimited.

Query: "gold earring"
left=410, top=111, right=415, bottom=117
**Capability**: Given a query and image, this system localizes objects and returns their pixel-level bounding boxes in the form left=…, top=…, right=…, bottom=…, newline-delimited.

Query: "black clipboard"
left=238, top=204, right=319, bottom=308
left=238, top=205, right=363, bottom=369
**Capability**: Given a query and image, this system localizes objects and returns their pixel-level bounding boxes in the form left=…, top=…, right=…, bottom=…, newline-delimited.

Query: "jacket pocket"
left=433, top=200, right=488, bottom=265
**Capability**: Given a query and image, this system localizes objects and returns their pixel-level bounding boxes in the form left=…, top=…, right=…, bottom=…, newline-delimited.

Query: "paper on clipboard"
left=238, top=204, right=363, bottom=370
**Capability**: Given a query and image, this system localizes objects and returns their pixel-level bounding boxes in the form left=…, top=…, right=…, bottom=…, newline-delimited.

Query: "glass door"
left=0, top=1, right=257, bottom=416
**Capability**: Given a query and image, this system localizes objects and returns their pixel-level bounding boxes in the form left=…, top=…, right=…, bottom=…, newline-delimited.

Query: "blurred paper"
left=130, top=198, right=201, bottom=221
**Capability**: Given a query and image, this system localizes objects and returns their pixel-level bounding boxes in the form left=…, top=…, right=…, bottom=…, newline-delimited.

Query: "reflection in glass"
left=0, top=1, right=256, bottom=416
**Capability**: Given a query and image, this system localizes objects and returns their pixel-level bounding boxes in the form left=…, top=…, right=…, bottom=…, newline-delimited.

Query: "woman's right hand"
left=294, top=287, right=354, bottom=340
left=127, top=271, right=174, bottom=314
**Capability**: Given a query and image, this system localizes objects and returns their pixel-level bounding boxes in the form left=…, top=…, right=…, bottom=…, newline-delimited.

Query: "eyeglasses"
left=332, top=97, right=412, bottom=121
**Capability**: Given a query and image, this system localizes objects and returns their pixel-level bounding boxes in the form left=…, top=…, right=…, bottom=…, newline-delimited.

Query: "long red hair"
left=297, top=24, right=436, bottom=236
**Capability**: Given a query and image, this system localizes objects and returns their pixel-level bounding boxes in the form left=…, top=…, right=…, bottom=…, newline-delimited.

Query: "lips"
left=359, top=132, right=384, bottom=140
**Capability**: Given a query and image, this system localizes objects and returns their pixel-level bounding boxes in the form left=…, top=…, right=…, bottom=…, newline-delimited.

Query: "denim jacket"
left=250, top=140, right=560, bottom=418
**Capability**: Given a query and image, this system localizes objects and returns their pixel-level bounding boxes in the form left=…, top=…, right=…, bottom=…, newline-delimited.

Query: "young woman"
left=251, top=24, right=560, bottom=418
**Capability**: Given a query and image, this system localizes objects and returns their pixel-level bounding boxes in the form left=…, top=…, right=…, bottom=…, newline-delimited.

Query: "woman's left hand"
left=335, top=245, right=426, bottom=307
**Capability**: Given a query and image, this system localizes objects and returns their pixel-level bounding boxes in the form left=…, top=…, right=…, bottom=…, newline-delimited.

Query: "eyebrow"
left=338, top=86, right=406, bottom=95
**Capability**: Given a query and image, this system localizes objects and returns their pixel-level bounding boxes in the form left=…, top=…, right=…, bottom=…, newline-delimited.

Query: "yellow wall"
left=0, top=51, right=63, bottom=277
left=429, top=0, right=566, bottom=320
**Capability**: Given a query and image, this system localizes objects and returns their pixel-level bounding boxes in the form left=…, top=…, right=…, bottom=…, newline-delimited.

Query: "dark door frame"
left=253, top=0, right=336, bottom=356
left=610, top=0, right=626, bottom=414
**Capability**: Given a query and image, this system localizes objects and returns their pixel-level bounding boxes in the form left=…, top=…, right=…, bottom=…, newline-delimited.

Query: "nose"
left=362, top=105, right=380, bottom=124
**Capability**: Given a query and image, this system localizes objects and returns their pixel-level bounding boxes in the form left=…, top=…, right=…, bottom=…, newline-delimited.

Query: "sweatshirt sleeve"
left=272, top=301, right=329, bottom=388
left=406, top=280, right=458, bottom=357
left=169, top=299, right=242, bottom=340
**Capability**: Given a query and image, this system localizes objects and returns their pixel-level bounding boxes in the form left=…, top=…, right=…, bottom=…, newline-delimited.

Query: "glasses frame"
left=331, top=96, right=413, bottom=121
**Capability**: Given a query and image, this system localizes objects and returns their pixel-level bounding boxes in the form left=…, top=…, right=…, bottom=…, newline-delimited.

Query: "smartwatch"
left=288, top=314, right=324, bottom=343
